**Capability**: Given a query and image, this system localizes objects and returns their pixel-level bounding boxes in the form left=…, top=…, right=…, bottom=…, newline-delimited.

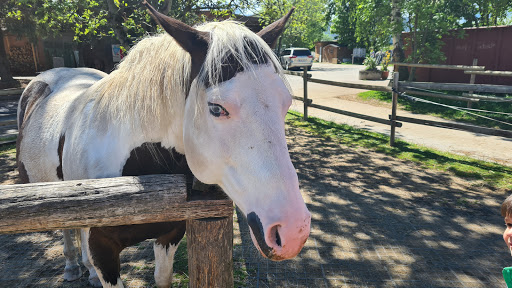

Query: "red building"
left=402, top=25, right=512, bottom=85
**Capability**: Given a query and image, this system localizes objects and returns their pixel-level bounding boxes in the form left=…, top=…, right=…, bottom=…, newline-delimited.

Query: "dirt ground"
left=0, top=124, right=510, bottom=287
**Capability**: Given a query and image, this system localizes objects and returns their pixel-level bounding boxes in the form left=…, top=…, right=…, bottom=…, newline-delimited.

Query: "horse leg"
left=81, top=229, right=102, bottom=287
left=62, top=229, right=82, bottom=281
left=153, top=221, right=186, bottom=288
left=85, top=227, right=124, bottom=288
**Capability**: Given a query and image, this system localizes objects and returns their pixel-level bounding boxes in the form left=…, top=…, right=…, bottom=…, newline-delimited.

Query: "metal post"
left=303, top=66, right=308, bottom=121
left=390, top=72, right=399, bottom=146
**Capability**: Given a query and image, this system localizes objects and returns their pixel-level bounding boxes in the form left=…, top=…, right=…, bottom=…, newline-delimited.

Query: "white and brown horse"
left=16, top=2, right=310, bottom=287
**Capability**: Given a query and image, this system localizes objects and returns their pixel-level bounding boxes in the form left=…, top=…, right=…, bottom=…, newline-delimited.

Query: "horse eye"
left=208, top=102, right=229, bottom=117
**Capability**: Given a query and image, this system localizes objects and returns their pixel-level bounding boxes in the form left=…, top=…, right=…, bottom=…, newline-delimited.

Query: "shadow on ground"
left=234, top=125, right=509, bottom=288
left=0, top=124, right=509, bottom=287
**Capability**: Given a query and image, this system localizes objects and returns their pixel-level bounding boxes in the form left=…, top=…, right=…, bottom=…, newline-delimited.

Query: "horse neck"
left=91, top=37, right=191, bottom=151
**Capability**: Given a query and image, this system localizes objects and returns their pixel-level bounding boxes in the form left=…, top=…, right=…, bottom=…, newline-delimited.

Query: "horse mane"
left=93, top=20, right=287, bottom=130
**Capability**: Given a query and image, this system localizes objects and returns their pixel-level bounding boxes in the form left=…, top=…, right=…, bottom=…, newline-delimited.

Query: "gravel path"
left=286, top=63, right=512, bottom=167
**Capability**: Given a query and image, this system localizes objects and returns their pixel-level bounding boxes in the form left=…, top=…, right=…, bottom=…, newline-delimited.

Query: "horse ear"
left=142, top=1, right=209, bottom=57
left=257, top=8, right=295, bottom=49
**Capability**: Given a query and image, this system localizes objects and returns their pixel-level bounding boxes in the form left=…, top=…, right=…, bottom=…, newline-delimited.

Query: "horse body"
left=17, top=4, right=311, bottom=287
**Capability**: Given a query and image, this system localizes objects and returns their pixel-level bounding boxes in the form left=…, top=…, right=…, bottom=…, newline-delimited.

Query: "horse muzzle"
left=247, top=208, right=311, bottom=261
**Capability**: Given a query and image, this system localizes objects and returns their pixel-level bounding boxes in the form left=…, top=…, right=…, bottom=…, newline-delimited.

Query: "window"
left=292, top=49, right=311, bottom=56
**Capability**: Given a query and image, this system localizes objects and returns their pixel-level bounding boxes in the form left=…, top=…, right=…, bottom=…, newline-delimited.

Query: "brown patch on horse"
left=203, top=38, right=270, bottom=87
left=57, top=134, right=65, bottom=180
left=16, top=81, right=52, bottom=184
left=18, top=81, right=52, bottom=128
left=122, top=142, right=192, bottom=176
left=17, top=161, right=29, bottom=184
left=89, top=222, right=186, bottom=285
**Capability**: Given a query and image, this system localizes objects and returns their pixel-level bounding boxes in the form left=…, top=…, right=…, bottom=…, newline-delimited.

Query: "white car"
left=280, top=48, right=313, bottom=70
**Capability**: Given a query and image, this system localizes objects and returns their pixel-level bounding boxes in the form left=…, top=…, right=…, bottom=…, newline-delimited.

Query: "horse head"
left=144, top=2, right=310, bottom=261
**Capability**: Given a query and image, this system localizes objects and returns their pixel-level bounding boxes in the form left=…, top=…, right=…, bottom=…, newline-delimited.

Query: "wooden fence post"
left=187, top=216, right=233, bottom=288
left=390, top=72, right=399, bottom=146
left=303, top=66, right=309, bottom=120
left=467, top=58, right=478, bottom=108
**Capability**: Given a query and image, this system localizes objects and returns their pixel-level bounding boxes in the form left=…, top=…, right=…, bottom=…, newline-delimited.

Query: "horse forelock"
left=93, top=20, right=289, bottom=132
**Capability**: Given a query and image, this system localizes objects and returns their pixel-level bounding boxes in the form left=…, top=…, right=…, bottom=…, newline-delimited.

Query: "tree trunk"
left=0, top=29, right=17, bottom=88
left=408, top=13, right=419, bottom=81
left=391, top=0, right=408, bottom=81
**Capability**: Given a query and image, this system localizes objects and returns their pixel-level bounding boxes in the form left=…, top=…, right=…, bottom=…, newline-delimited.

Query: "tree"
left=327, top=0, right=392, bottom=50
left=259, top=0, right=326, bottom=51
left=0, top=0, right=258, bottom=87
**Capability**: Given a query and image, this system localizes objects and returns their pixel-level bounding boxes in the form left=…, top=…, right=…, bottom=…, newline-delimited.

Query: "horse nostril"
left=270, top=225, right=282, bottom=247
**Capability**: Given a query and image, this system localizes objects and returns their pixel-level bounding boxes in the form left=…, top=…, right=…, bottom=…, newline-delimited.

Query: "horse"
left=16, top=2, right=311, bottom=287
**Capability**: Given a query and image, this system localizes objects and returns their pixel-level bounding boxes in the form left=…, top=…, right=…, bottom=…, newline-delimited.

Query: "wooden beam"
left=308, top=103, right=402, bottom=127
left=292, top=96, right=312, bottom=105
left=391, top=62, right=485, bottom=71
left=395, top=116, right=512, bottom=139
left=0, top=88, right=24, bottom=96
left=401, top=88, right=479, bottom=102
left=187, top=216, right=233, bottom=288
left=0, top=175, right=233, bottom=234
left=283, top=70, right=312, bottom=78
left=463, top=70, right=512, bottom=77
left=400, top=81, right=512, bottom=94
left=308, top=78, right=392, bottom=92
left=461, top=93, right=512, bottom=102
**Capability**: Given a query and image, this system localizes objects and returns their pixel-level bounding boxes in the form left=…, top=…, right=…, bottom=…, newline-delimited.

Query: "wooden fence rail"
left=285, top=68, right=512, bottom=147
left=0, top=174, right=234, bottom=287
left=391, top=62, right=485, bottom=71
left=464, top=70, right=512, bottom=77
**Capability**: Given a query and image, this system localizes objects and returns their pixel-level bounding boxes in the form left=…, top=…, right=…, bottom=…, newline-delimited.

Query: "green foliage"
left=326, top=0, right=512, bottom=70
left=363, top=56, right=378, bottom=70
left=326, top=0, right=391, bottom=50
left=1, top=0, right=260, bottom=48
left=259, top=0, right=326, bottom=50
left=286, top=110, right=512, bottom=190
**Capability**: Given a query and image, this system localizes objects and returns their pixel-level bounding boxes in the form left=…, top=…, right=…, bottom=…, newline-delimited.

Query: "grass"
left=358, top=90, right=512, bottom=131
left=286, top=110, right=512, bottom=191
left=0, top=135, right=17, bottom=142
left=0, top=144, right=15, bottom=155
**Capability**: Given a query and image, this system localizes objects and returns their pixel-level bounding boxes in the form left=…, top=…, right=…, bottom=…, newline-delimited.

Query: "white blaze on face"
left=184, top=64, right=311, bottom=260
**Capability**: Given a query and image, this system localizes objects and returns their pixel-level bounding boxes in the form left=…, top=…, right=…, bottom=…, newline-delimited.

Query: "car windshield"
left=293, top=50, right=311, bottom=56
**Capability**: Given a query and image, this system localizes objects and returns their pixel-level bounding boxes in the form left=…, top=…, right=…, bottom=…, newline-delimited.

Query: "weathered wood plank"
left=187, top=216, right=234, bottom=288
left=308, top=78, right=392, bottom=92
left=283, top=70, right=312, bottom=78
left=391, top=62, right=485, bottom=71
left=464, top=70, right=512, bottom=77
left=0, top=88, right=24, bottom=96
left=0, top=175, right=233, bottom=234
left=308, top=103, right=402, bottom=127
left=395, top=116, right=512, bottom=138
left=400, top=81, right=512, bottom=94
left=401, top=88, right=479, bottom=102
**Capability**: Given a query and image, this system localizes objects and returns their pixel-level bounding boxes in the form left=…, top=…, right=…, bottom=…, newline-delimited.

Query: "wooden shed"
left=314, top=41, right=351, bottom=63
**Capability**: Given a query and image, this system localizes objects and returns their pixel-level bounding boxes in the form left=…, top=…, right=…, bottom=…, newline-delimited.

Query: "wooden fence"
left=0, top=174, right=234, bottom=287
left=285, top=67, right=512, bottom=146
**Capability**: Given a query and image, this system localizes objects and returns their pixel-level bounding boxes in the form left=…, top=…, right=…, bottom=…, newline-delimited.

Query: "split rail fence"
left=285, top=65, right=512, bottom=146
left=0, top=174, right=234, bottom=287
